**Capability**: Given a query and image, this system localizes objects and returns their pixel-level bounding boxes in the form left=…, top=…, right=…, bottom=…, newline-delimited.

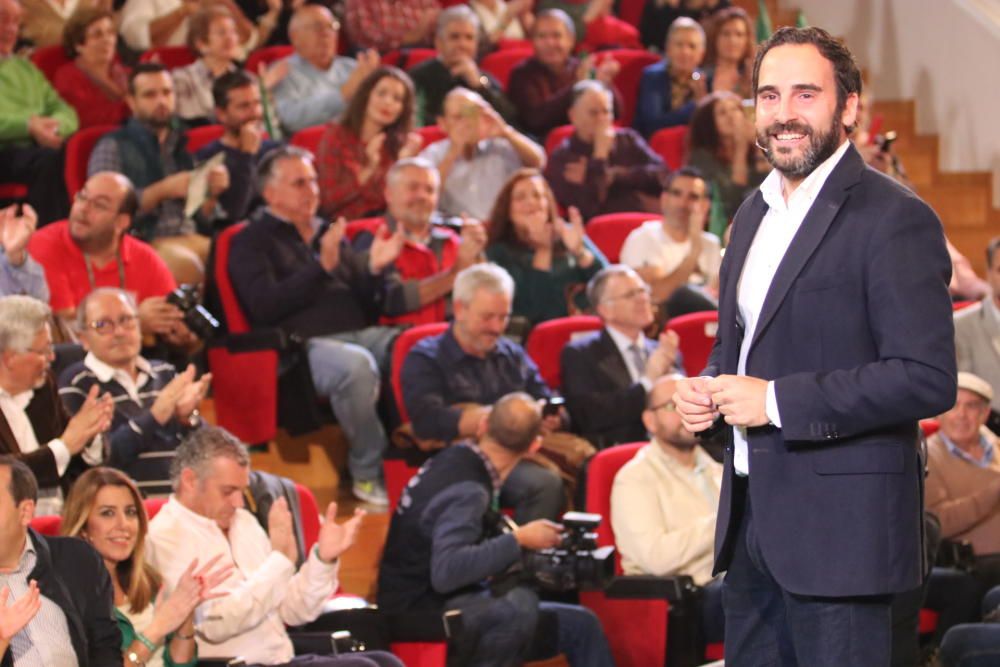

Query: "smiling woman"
left=62, top=467, right=232, bottom=667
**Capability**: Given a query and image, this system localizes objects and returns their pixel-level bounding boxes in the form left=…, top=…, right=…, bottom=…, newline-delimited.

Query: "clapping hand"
left=368, top=226, right=405, bottom=274
left=61, top=385, right=114, bottom=455
left=556, top=206, right=585, bottom=256
left=0, top=204, right=37, bottom=267
left=268, top=497, right=299, bottom=563
left=0, top=582, right=41, bottom=643
left=318, top=217, right=346, bottom=272
left=146, top=555, right=232, bottom=643
left=316, top=502, right=365, bottom=564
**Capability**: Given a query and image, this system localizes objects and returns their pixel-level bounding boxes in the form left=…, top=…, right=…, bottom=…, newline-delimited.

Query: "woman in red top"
left=54, top=7, right=129, bottom=129
left=317, top=66, right=422, bottom=220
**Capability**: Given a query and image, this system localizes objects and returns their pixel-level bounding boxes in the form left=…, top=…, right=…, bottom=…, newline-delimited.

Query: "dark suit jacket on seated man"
left=674, top=27, right=957, bottom=667
left=0, top=296, right=113, bottom=516
left=377, top=392, right=614, bottom=667
left=0, top=455, right=122, bottom=667
left=400, top=263, right=565, bottom=523
left=562, top=265, right=682, bottom=449
left=228, top=146, right=401, bottom=507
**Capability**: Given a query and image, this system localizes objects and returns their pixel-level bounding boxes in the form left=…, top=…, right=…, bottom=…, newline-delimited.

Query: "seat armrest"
left=604, top=574, right=698, bottom=603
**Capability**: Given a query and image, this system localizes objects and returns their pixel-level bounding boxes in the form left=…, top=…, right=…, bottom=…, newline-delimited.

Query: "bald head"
left=0, top=0, right=22, bottom=57
left=68, top=172, right=136, bottom=253
left=643, top=375, right=698, bottom=449
left=289, top=5, right=339, bottom=70
left=485, top=392, right=543, bottom=454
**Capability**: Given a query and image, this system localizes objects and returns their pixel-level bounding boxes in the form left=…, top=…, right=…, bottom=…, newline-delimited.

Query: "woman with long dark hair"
left=317, top=66, right=423, bottom=220
left=702, top=6, right=754, bottom=98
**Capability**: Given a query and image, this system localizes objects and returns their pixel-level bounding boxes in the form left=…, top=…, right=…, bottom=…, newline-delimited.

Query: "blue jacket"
left=633, top=59, right=707, bottom=137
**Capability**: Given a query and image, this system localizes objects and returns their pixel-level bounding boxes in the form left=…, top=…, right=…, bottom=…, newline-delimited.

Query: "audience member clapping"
left=0, top=204, right=48, bottom=301
left=619, top=167, right=720, bottom=317
left=54, top=7, right=130, bottom=131
left=470, top=0, right=535, bottom=46
left=545, top=80, right=666, bottom=220
left=420, top=88, right=544, bottom=220
left=634, top=16, right=707, bottom=136
left=486, top=168, right=606, bottom=325
left=0, top=296, right=113, bottom=516
left=317, top=66, right=422, bottom=220
left=272, top=4, right=380, bottom=135
left=61, top=466, right=232, bottom=667
left=508, top=8, right=621, bottom=141
left=687, top=90, right=767, bottom=220
left=408, top=4, right=516, bottom=126
left=146, top=427, right=402, bottom=666
left=172, top=6, right=246, bottom=124
left=59, top=288, right=211, bottom=496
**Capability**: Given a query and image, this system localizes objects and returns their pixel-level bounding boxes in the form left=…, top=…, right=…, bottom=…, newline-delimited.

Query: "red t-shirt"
left=28, top=221, right=177, bottom=313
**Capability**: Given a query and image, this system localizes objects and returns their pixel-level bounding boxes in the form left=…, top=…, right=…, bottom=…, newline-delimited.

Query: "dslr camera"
left=166, top=284, right=220, bottom=340
left=490, top=511, right=616, bottom=594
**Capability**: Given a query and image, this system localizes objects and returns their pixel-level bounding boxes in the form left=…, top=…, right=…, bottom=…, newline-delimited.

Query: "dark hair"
left=689, top=90, right=748, bottom=168
left=0, top=454, right=38, bottom=504
left=187, top=5, right=236, bottom=54
left=751, top=26, right=862, bottom=133
left=213, top=69, right=256, bottom=109
left=256, top=144, right=314, bottom=193
left=62, top=6, right=114, bottom=59
left=338, top=66, right=415, bottom=158
left=703, top=7, right=754, bottom=70
left=987, top=236, right=1000, bottom=269
left=663, top=165, right=710, bottom=197
left=486, top=392, right=542, bottom=453
left=487, top=168, right=564, bottom=252
left=128, top=62, right=168, bottom=95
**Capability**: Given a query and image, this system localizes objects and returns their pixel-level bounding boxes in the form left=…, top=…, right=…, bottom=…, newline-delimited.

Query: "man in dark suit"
left=674, top=27, right=956, bottom=666
left=562, top=265, right=681, bottom=448
left=0, top=296, right=112, bottom=515
left=0, top=455, right=121, bottom=666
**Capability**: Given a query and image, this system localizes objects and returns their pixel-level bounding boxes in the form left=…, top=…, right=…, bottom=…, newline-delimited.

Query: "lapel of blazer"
left=748, top=144, right=866, bottom=353
left=596, top=328, right=632, bottom=385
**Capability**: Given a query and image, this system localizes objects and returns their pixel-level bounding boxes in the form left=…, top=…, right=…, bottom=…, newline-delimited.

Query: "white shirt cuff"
left=82, top=434, right=105, bottom=465
left=638, top=376, right=653, bottom=393
left=765, top=381, right=782, bottom=428
left=46, top=438, right=71, bottom=475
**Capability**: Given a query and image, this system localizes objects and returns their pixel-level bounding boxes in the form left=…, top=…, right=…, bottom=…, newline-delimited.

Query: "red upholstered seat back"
left=584, top=212, right=650, bottom=262
left=665, top=311, right=719, bottom=377
left=524, top=315, right=603, bottom=390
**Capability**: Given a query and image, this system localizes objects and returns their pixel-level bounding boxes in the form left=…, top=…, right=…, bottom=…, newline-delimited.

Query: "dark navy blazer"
left=707, top=144, right=956, bottom=598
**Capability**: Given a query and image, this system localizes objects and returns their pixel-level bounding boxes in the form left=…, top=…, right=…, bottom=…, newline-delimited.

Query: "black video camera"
left=166, top=284, right=220, bottom=340
left=489, top=511, right=616, bottom=594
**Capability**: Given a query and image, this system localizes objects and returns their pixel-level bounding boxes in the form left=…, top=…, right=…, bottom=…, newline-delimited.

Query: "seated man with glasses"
left=561, top=265, right=683, bottom=449
left=28, top=171, right=193, bottom=349
left=58, top=287, right=210, bottom=496
left=609, top=374, right=725, bottom=648
left=0, top=295, right=114, bottom=515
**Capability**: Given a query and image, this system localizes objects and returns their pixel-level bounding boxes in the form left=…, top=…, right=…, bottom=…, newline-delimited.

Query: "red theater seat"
left=524, top=316, right=602, bottom=390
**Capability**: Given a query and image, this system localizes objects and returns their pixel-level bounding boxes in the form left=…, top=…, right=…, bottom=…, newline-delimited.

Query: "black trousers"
left=0, top=143, right=71, bottom=225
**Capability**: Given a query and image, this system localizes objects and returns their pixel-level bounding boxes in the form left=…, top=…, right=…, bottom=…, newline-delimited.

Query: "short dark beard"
left=757, top=104, right=844, bottom=180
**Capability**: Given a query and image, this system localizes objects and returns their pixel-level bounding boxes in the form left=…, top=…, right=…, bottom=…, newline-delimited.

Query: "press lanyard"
left=84, top=252, right=126, bottom=290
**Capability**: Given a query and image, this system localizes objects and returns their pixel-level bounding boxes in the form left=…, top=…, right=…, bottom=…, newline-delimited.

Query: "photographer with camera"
left=58, top=287, right=211, bottom=496
left=377, top=392, right=614, bottom=667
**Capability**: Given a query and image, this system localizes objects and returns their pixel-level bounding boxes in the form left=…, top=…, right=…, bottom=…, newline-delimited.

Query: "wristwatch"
left=127, top=651, right=147, bottom=667
left=187, top=408, right=202, bottom=428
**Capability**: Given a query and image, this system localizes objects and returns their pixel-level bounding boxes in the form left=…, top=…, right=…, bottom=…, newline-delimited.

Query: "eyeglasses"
left=603, top=286, right=652, bottom=302
left=649, top=400, right=676, bottom=413
left=303, top=20, right=340, bottom=33
left=73, top=190, right=116, bottom=215
left=88, top=314, right=138, bottom=335
left=25, top=344, right=55, bottom=359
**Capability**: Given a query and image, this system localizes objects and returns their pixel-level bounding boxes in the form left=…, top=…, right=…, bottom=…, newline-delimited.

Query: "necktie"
left=629, top=342, right=647, bottom=377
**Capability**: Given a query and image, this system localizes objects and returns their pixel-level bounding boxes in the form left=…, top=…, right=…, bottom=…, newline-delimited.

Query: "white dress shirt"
left=733, top=139, right=851, bottom=475
left=146, top=496, right=339, bottom=664
left=0, top=385, right=102, bottom=516
left=605, top=325, right=651, bottom=388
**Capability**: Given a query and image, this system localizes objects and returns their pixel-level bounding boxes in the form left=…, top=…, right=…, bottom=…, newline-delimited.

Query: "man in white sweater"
left=610, top=375, right=724, bottom=643
left=146, top=426, right=401, bottom=666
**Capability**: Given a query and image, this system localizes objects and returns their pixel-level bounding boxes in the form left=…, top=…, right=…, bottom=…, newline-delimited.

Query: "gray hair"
left=170, top=426, right=250, bottom=491
left=571, top=79, right=613, bottom=108
left=436, top=4, right=479, bottom=41
left=666, top=16, right=705, bottom=48
left=0, top=296, right=51, bottom=354
left=453, top=263, right=514, bottom=304
left=256, top=144, right=314, bottom=194
left=587, top=264, right=641, bottom=308
left=75, top=287, right=138, bottom=333
left=386, top=156, right=439, bottom=188
left=534, top=8, right=575, bottom=41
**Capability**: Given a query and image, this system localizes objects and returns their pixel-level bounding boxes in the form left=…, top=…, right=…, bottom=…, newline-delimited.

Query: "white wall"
left=788, top=0, right=1000, bottom=206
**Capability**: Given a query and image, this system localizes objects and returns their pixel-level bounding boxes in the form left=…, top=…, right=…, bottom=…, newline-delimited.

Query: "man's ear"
left=179, top=467, right=198, bottom=496
left=475, top=415, right=488, bottom=440
left=18, top=499, right=35, bottom=528
left=641, top=407, right=655, bottom=435
left=841, top=92, right=860, bottom=136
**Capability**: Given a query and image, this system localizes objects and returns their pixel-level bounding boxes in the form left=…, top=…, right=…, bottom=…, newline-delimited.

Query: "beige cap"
left=957, top=371, right=994, bottom=403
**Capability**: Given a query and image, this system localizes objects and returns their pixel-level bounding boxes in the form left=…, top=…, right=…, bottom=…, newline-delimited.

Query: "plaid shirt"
left=344, top=0, right=441, bottom=51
